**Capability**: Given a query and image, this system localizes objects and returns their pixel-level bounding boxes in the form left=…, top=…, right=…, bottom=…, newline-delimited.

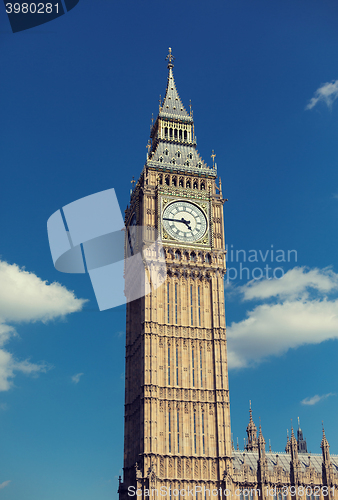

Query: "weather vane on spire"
left=166, top=47, right=175, bottom=68
left=211, top=150, right=216, bottom=167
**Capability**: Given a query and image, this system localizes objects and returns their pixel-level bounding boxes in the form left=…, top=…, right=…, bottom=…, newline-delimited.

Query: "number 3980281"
left=5, top=3, right=60, bottom=13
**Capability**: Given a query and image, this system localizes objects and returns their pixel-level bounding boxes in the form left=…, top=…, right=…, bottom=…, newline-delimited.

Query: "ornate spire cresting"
left=166, top=47, right=175, bottom=68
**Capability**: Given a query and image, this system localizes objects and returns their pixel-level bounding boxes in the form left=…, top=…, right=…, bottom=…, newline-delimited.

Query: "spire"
left=285, top=429, right=291, bottom=453
left=257, top=423, right=268, bottom=484
left=321, top=423, right=330, bottom=462
left=321, top=423, right=332, bottom=486
left=297, top=417, right=308, bottom=454
left=159, top=48, right=192, bottom=122
left=245, top=401, right=258, bottom=451
left=290, top=426, right=299, bottom=462
left=147, top=50, right=215, bottom=175
left=258, top=423, right=266, bottom=459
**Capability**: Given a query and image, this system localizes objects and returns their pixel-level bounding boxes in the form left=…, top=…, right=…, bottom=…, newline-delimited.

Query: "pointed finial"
left=151, top=113, right=154, bottom=125
left=211, top=150, right=216, bottom=167
left=131, top=176, right=136, bottom=189
left=236, top=437, right=239, bottom=450
left=159, top=95, right=162, bottom=112
left=298, top=416, right=300, bottom=428
left=166, top=47, right=175, bottom=68
left=189, top=99, right=192, bottom=117
left=249, top=400, right=253, bottom=422
left=146, top=140, right=151, bottom=156
left=269, top=439, right=272, bottom=452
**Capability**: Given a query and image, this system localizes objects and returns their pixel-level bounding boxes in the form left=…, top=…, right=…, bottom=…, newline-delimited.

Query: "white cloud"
left=301, top=393, right=335, bottom=406
left=0, top=260, right=85, bottom=323
left=0, top=260, right=87, bottom=391
left=237, top=267, right=338, bottom=301
left=0, top=480, right=10, bottom=490
left=71, top=373, right=84, bottom=384
left=305, top=80, right=338, bottom=110
left=227, top=267, right=338, bottom=369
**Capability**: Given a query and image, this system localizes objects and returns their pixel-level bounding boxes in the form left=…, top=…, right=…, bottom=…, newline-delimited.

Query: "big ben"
left=119, top=49, right=231, bottom=499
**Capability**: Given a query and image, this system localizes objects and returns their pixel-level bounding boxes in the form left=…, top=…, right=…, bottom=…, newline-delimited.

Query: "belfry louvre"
left=118, top=50, right=337, bottom=500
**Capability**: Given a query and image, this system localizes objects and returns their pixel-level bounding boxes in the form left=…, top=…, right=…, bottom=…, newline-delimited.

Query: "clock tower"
left=119, top=49, right=231, bottom=500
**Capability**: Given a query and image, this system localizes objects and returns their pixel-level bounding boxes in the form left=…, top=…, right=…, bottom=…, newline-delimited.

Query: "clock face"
left=162, top=201, right=207, bottom=243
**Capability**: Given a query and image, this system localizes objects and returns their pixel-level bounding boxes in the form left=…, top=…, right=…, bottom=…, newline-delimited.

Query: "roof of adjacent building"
left=232, top=450, right=338, bottom=475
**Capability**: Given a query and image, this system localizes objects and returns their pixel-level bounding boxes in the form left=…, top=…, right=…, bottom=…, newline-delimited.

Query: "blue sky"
left=1, top=0, right=338, bottom=498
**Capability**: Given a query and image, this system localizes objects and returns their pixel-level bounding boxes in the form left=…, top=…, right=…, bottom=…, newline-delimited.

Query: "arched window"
left=186, top=161, right=189, bottom=167
left=172, top=176, right=177, bottom=186
left=172, top=159, right=176, bottom=166
left=201, top=182, right=205, bottom=190
left=198, top=162, right=202, bottom=168
left=165, top=149, right=169, bottom=156
left=193, top=181, right=198, bottom=189
left=186, top=180, right=191, bottom=188
left=184, top=130, right=187, bottom=140
left=205, top=253, right=211, bottom=264
left=179, top=130, right=182, bottom=140
left=179, top=178, right=184, bottom=187
left=189, top=153, right=193, bottom=160
left=165, top=176, right=170, bottom=186
left=164, top=127, right=168, bottom=138
left=177, top=151, right=181, bottom=158
left=169, top=128, right=173, bottom=138
left=159, top=175, right=163, bottom=185
left=190, top=252, right=196, bottom=262
left=175, top=250, right=181, bottom=261
left=174, top=129, right=177, bottom=139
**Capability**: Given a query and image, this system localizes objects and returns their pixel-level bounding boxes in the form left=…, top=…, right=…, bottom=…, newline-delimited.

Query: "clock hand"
left=163, top=217, right=192, bottom=229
